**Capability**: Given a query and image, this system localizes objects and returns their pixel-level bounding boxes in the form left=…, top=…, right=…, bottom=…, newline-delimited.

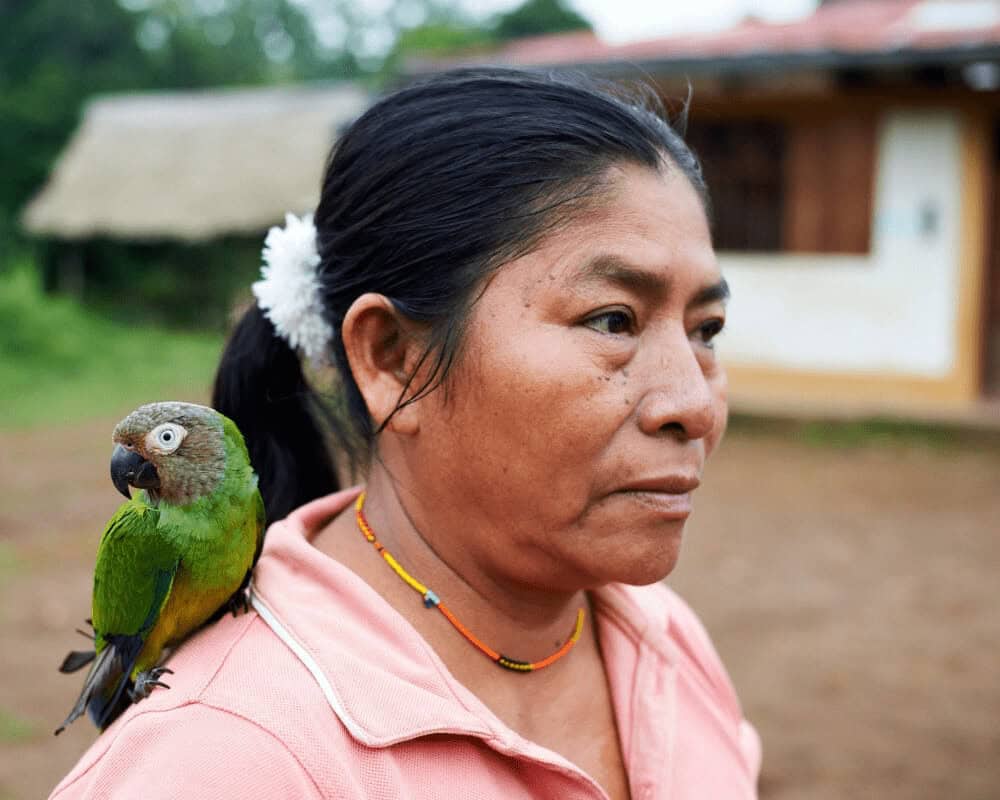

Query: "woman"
left=52, top=68, right=760, bottom=799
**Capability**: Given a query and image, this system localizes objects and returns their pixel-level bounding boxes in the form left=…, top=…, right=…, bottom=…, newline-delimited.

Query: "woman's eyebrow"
left=571, top=254, right=669, bottom=298
left=571, top=254, right=729, bottom=307
left=691, top=278, right=730, bottom=308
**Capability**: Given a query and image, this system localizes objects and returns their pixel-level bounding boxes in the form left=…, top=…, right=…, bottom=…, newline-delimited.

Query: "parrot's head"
left=110, top=402, right=227, bottom=506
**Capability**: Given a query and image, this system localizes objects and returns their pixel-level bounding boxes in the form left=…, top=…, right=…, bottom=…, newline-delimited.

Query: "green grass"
left=727, top=413, right=1000, bottom=452
left=0, top=541, right=21, bottom=573
left=0, top=709, right=36, bottom=743
left=0, top=265, right=223, bottom=429
left=0, top=542, right=24, bottom=588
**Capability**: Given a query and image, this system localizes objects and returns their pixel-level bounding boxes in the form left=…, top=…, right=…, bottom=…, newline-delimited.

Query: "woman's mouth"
left=615, top=475, right=700, bottom=519
left=618, top=489, right=693, bottom=519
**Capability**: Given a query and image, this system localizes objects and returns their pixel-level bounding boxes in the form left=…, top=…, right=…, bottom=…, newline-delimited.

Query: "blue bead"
left=422, top=589, right=440, bottom=608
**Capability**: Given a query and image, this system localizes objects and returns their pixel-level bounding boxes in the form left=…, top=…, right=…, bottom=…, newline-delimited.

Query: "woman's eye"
left=584, top=310, right=634, bottom=335
left=696, top=318, right=725, bottom=347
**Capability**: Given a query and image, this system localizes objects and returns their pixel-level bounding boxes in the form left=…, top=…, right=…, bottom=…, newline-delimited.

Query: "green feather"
left=91, top=502, right=179, bottom=647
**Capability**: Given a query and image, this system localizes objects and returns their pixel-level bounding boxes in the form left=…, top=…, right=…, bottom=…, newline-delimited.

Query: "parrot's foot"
left=222, top=586, right=251, bottom=617
left=128, top=666, right=173, bottom=702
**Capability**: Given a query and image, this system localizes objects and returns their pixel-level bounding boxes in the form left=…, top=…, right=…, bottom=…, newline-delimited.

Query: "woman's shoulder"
left=49, top=610, right=337, bottom=799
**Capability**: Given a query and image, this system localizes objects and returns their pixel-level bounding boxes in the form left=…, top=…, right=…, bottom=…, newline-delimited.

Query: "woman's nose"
left=635, top=338, right=717, bottom=442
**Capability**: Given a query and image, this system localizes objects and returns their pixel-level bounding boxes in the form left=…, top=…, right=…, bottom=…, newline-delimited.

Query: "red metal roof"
left=430, top=0, right=1000, bottom=69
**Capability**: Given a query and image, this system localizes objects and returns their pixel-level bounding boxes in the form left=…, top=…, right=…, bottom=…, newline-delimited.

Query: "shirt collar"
left=250, top=487, right=676, bottom=749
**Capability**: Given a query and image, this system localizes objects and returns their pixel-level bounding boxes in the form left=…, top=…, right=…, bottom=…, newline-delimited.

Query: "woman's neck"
left=317, top=463, right=589, bottom=672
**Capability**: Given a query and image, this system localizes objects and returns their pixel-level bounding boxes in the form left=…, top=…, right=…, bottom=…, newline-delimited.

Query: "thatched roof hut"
left=22, top=82, right=369, bottom=242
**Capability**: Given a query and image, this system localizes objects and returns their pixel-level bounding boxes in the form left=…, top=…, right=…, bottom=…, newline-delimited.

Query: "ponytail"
left=212, top=305, right=339, bottom=522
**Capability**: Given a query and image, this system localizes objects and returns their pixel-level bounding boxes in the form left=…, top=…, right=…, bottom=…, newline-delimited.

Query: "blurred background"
left=1, top=0, right=999, bottom=797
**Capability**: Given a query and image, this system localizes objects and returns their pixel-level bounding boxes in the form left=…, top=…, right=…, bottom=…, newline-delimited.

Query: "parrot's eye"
left=148, top=423, right=187, bottom=454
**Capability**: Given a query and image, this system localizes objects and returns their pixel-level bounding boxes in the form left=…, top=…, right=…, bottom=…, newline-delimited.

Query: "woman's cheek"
left=705, top=365, right=729, bottom=459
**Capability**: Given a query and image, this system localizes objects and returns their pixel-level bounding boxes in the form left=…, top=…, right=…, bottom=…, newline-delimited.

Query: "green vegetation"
left=727, top=413, right=1000, bottom=452
left=494, top=0, right=591, bottom=40
left=0, top=265, right=222, bottom=430
left=0, top=0, right=596, bottom=427
left=0, top=0, right=342, bottom=234
left=45, top=237, right=263, bottom=329
left=0, top=709, right=36, bottom=744
left=0, top=542, right=23, bottom=579
left=384, top=0, right=590, bottom=72
left=2, top=0, right=595, bottom=331
left=2, top=0, right=593, bottom=244
left=0, top=542, right=25, bottom=595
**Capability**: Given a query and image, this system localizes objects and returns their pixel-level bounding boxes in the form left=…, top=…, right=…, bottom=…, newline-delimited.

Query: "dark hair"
left=214, top=67, right=707, bottom=523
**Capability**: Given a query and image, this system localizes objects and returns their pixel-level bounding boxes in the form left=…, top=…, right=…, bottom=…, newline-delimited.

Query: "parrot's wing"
left=56, top=503, right=179, bottom=734
left=252, top=488, right=266, bottom=568
left=91, top=502, right=179, bottom=642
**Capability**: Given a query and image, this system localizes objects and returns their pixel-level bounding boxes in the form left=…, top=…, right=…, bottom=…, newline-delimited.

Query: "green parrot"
left=55, top=402, right=264, bottom=734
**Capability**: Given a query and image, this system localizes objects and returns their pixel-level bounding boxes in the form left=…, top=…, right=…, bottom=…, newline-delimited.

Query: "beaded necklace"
left=355, top=491, right=586, bottom=673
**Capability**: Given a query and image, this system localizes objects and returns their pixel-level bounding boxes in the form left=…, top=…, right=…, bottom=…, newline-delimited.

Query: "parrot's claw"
left=128, top=666, right=174, bottom=702
left=223, top=587, right=251, bottom=617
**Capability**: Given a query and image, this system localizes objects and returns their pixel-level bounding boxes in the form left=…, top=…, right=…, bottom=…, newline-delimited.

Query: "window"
left=685, top=114, right=876, bottom=254
left=686, top=121, right=786, bottom=251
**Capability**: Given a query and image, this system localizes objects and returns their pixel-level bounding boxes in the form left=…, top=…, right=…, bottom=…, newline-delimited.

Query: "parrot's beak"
left=110, top=444, right=160, bottom=499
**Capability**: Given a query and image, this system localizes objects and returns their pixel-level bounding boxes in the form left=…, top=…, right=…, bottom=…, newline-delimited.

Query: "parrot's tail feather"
left=55, top=646, right=118, bottom=735
left=59, top=649, right=96, bottom=674
left=89, top=634, right=144, bottom=731
left=55, top=633, right=144, bottom=735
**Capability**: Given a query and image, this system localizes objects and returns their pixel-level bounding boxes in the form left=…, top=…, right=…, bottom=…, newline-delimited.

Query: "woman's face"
left=407, top=162, right=728, bottom=590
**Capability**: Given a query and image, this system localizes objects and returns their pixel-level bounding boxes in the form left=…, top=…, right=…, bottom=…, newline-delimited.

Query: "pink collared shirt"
left=51, top=487, right=761, bottom=799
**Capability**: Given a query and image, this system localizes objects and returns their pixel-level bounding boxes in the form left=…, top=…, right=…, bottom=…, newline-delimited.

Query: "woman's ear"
left=340, top=293, right=424, bottom=435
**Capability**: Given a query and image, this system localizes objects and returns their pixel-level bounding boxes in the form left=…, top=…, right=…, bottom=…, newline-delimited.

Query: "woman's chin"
left=622, top=552, right=683, bottom=586
left=585, top=535, right=684, bottom=588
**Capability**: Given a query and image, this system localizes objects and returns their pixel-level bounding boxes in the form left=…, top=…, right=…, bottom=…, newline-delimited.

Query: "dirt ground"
left=1, top=417, right=998, bottom=799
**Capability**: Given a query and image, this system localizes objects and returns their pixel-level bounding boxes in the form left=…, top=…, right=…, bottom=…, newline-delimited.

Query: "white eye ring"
left=149, top=423, right=186, bottom=454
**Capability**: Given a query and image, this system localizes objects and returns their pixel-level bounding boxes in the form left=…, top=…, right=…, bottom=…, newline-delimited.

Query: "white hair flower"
left=252, top=212, right=333, bottom=364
